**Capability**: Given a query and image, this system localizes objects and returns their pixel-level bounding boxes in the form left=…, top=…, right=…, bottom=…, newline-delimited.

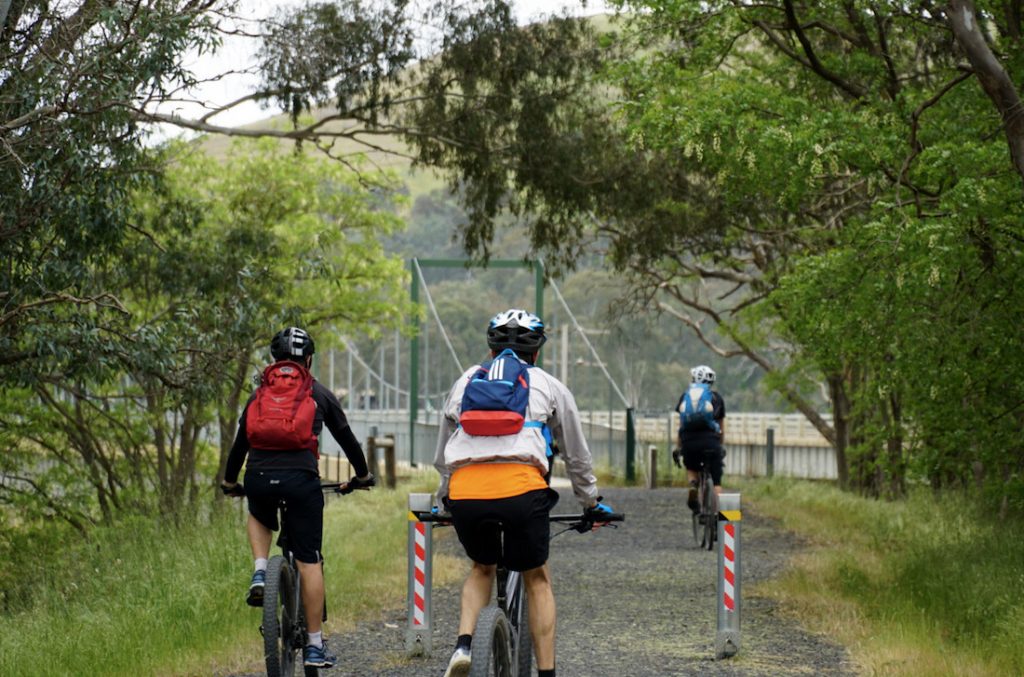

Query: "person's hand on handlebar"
left=584, top=498, right=615, bottom=521
left=337, top=473, right=375, bottom=494
left=220, top=480, right=245, bottom=498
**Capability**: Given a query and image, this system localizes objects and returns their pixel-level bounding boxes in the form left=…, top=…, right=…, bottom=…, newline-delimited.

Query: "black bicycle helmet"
left=270, top=327, right=315, bottom=361
left=486, top=309, right=547, bottom=353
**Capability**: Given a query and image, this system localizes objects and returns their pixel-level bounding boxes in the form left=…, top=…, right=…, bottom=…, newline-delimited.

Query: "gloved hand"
left=220, top=481, right=245, bottom=498
left=671, top=448, right=682, bottom=468
left=338, top=473, right=375, bottom=494
left=584, top=498, right=614, bottom=520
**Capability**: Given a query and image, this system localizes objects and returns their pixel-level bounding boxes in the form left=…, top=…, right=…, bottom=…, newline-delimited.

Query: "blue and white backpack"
left=459, top=349, right=533, bottom=436
left=679, top=383, right=721, bottom=434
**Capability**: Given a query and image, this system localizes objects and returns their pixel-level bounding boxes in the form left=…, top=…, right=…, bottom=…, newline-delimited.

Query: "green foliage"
left=0, top=137, right=412, bottom=527
left=395, top=0, right=1023, bottom=502
left=745, top=478, right=1024, bottom=675
left=256, top=0, right=415, bottom=124
left=0, top=481, right=437, bottom=677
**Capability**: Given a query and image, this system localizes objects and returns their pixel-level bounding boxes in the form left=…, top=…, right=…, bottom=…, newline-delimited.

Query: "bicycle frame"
left=414, top=510, right=624, bottom=677
left=261, top=481, right=351, bottom=677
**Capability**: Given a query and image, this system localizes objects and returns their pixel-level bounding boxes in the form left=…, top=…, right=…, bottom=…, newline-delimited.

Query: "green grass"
left=0, top=474, right=457, bottom=677
left=737, top=477, right=1024, bottom=676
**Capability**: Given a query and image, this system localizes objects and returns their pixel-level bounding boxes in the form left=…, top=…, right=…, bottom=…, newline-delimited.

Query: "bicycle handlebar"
left=412, top=510, right=626, bottom=531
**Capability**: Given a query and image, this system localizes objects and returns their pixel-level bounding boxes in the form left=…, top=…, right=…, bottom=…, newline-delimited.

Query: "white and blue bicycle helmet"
left=486, top=309, right=547, bottom=353
left=690, top=365, right=716, bottom=385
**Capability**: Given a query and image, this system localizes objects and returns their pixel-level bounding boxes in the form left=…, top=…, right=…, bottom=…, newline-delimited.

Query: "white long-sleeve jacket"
left=433, top=358, right=599, bottom=508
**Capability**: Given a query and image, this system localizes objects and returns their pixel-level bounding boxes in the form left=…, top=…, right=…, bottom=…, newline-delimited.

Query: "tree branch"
left=947, top=0, right=1024, bottom=187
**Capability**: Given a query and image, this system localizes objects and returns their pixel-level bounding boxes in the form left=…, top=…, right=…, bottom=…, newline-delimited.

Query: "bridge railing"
left=320, top=410, right=837, bottom=481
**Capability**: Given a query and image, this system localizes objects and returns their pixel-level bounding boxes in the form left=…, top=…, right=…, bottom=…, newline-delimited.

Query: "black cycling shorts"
left=681, top=439, right=726, bottom=486
left=245, top=469, right=324, bottom=564
left=448, top=488, right=560, bottom=572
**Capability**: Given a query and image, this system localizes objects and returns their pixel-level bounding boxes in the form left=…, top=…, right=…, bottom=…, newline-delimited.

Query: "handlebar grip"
left=550, top=512, right=626, bottom=523
left=412, top=510, right=453, bottom=523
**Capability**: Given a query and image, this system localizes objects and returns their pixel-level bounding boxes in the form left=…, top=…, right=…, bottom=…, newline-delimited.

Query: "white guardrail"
left=327, top=410, right=838, bottom=481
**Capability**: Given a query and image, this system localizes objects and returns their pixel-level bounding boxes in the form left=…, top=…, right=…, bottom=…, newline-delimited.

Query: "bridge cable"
left=412, top=258, right=465, bottom=375
left=549, top=277, right=631, bottom=408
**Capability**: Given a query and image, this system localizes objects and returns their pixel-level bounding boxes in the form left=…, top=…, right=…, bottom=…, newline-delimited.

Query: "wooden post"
left=647, top=444, right=658, bottom=489
left=384, top=434, right=397, bottom=489
left=367, top=435, right=378, bottom=479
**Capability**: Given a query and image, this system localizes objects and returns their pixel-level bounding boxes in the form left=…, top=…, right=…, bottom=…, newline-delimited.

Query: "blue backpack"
left=460, top=349, right=533, bottom=436
left=679, top=383, right=721, bottom=434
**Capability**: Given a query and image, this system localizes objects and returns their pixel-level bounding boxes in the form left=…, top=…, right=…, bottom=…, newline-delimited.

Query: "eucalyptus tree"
left=387, top=1, right=1023, bottom=503
left=0, top=138, right=411, bottom=525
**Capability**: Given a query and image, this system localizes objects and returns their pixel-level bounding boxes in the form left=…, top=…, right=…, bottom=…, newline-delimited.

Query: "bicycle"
left=692, top=460, right=718, bottom=551
left=231, top=480, right=370, bottom=677
left=673, top=448, right=718, bottom=551
left=415, top=509, right=625, bottom=677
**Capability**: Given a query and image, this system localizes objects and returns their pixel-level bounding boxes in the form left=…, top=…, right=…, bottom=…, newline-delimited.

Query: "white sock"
left=307, top=631, right=323, bottom=648
left=254, top=558, right=268, bottom=572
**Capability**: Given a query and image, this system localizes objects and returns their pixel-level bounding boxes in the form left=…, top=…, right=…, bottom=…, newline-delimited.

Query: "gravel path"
left=240, top=486, right=856, bottom=676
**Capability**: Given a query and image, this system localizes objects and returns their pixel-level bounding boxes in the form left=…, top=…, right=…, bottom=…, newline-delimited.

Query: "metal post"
left=625, top=407, right=636, bottom=482
left=766, top=428, right=775, bottom=478
left=716, top=493, right=741, bottom=659
left=407, top=493, right=434, bottom=655
left=534, top=259, right=545, bottom=368
left=409, top=259, right=420, bottom=467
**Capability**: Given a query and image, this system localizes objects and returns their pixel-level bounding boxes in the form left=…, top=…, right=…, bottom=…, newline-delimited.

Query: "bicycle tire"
left=469, top=605, right=515, bottom=677
left=513, top=587, right=532, bottom=677
left=701, top=473, right=717, bottom=551
left=263, top=555, right=299, bottom=677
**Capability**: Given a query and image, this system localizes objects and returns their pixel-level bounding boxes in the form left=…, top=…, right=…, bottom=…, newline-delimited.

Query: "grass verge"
left=736, top=477, right=1024, bottom=676
left=0, top=473, right=459, bottom=677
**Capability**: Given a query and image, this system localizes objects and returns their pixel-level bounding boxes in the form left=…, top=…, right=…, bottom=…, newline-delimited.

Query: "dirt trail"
left=236, top=486, right=856, bottom=676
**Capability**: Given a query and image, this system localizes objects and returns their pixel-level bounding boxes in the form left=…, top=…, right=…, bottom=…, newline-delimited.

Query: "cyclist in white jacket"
left=434, top=309, right=612, bottom=677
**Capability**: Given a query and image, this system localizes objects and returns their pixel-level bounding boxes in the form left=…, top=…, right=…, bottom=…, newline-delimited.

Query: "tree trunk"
left=827, top=373, right=851, bottom=489
left=947, top=0, right=1024, bottom=189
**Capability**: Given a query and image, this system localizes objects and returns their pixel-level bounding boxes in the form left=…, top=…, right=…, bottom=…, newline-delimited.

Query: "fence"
left=320, top=410, right=837, bottom=481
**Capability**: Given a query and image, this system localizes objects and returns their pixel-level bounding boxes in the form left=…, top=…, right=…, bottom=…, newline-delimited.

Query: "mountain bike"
left=259, top=480, right=369, bottom=677
left=692, top=457, right=718, bottom=551
left=415, top=509, right=625, bottom=677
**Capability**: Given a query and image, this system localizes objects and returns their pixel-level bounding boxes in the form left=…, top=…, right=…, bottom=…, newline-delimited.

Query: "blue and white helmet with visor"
left=486, top=308, right=547, bottom=354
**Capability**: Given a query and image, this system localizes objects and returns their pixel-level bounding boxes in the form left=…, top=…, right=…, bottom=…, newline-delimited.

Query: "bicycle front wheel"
left=469, top=605, right=515, bottom=677
left=263, top=555, right=300, bottom=677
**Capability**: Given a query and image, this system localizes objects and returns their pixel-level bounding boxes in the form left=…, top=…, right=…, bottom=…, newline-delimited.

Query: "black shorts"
left=682, top=439, right=725, bottom=486
left=449, top=488, right=560, bottom=572
left=245, top=469, right=324, bottom=564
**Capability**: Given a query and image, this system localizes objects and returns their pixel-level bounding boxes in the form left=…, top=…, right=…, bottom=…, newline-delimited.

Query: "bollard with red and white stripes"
left=406, top=493, right=435, bottom=655
left=716, top=493, right=742, bottom=658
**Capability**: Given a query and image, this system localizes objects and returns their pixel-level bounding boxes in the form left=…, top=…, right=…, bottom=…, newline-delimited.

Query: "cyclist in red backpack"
left=220, top=327, right=374, bottom=669
left=434, top=309, right=612, bottom=677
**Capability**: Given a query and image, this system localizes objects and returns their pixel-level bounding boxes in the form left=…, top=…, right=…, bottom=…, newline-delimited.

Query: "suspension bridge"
left=311, top=258, right=835, bottom=484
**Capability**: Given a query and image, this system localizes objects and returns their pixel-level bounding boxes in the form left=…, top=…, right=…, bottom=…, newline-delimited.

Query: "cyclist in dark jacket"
left=673, top=365, right=727, bottom=513
left=220, top=327, right=373, bottom=669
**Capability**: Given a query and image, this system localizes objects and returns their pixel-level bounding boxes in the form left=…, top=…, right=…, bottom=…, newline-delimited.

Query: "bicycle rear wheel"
left=263, top=555, right=300, bottom=677
left=469, top=605, right=515, bottom=677
left=512, top=587, right=531, bottom=677
left=701, top=473, right=718, bottom=551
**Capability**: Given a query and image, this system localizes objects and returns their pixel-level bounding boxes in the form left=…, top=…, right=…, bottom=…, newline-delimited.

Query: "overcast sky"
left=179, top=0, right=613, bottom=128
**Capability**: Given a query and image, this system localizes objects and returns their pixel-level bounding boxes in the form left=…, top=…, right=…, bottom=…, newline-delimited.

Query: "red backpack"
left=245, top=361, right=319, bottom=457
